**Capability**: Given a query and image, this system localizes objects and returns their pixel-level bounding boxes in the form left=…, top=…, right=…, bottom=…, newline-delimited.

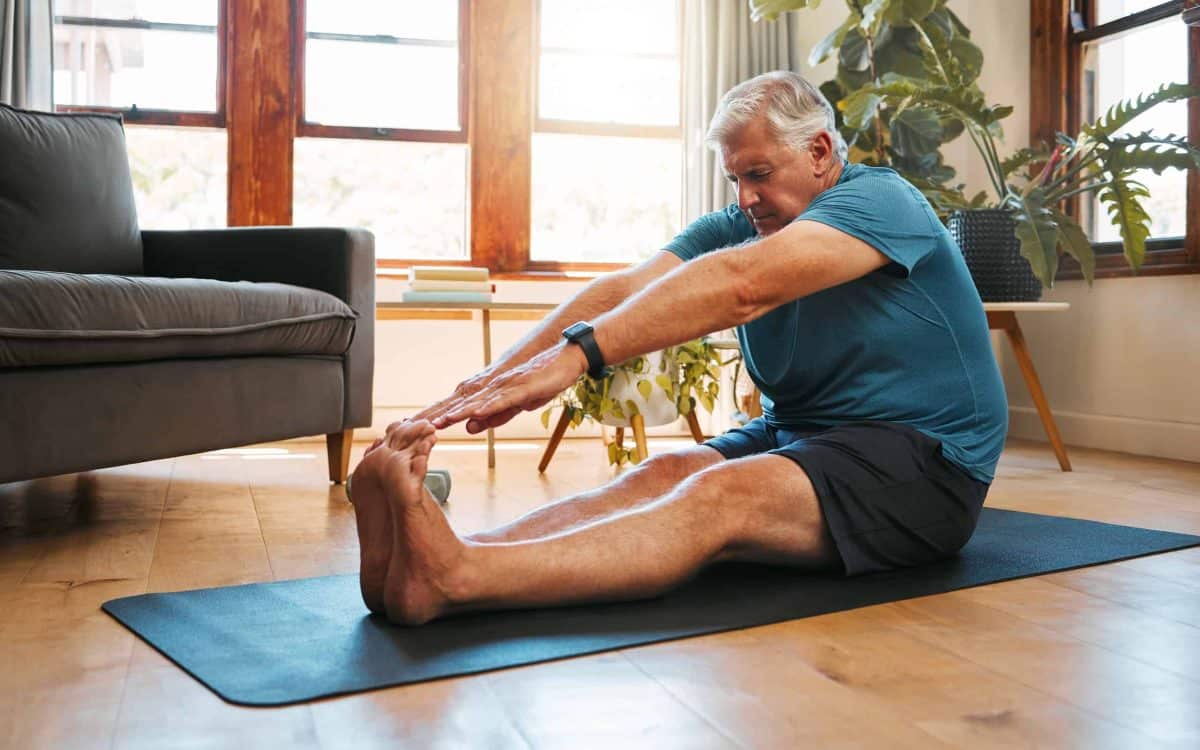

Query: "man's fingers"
left=466, top=407, right=521, bottom=433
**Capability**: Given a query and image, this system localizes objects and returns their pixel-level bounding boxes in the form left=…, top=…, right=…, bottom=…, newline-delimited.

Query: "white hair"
left=705, top=70, right=848, bottom=159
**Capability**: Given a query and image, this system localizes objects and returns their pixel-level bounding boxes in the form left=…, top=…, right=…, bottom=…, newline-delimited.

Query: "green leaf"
left=889, top=107, right=942, bottom=159
left=540, top=409, right=551, bottom=430
left=873, top=26, right=926, bottom=80
left=636, top=379, right=652, bottom=400
left=748, top=0, right=822, bottom=23
left=1098, top=171, right=1153, bottom=271
left=1000, top=146, right=1050, bottom=180
left=625, top=399, right=640, bottom=417
left=810, top=14, right=859, bottom=67
left=1082, top=83, right=1198, bottom=141
left=839, top=28, right=871, bottom=72
left=884, top=0, right=938, bottom=27
left=655, top=374, right=674, bottom=392
left=607, top=442, right=619, bottom=465
left=1049, top=209, right=1095, bottom=286
left=860, top=0, right=889, bottom=36
left=948, top=37, right=983, bottom=83
left=1006, top=193, right=1060, bottom=288
left=1109, top=143, right=1200, bottom=175
left=841, top=87, right=884, bottom=130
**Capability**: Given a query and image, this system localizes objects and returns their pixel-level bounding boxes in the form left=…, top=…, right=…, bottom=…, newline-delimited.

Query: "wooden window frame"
left=52, top=1, right=687, bottom=277
left=294, top=0, right=470, bottom=145
left=1031, top=0, right=1200, bottom=280
left=52, top=8, right=227, bottom=127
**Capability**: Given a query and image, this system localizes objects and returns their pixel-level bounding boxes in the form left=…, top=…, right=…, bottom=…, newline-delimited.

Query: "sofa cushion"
left=0, top=271, right=358, bottom=368
left=0, top=104, right=142, bottom=275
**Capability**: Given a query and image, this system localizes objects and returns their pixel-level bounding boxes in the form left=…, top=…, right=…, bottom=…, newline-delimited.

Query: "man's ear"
left=809, top=131, right=837, bottom=176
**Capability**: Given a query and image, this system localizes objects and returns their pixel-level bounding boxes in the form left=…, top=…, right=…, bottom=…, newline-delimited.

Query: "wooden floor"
left=1, top=437, right=1198, bottom=749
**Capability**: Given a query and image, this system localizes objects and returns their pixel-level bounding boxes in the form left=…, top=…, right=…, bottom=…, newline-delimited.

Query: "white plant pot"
left=599, top=350, right=680, bottom=428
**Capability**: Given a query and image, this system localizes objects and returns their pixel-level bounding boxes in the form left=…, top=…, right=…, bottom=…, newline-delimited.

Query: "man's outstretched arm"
left=591, top=220, right=890, bottom=366
left=433, top=221, right=891, bottom=431
left=409, top=251, right=682, bottom=431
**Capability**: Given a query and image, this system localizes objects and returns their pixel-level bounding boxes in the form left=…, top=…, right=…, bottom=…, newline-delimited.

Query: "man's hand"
left=431, top=342, right=588, bottom=433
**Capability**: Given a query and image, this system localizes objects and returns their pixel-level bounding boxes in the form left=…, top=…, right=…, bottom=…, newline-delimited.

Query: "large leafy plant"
left=751, top=0, right=1200, bottom=287
left=542, top=339, right=739, bottom=466
left=750, top=0, right=987, bottom=213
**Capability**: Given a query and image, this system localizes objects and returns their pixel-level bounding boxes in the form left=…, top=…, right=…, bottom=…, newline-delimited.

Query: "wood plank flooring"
left=1, top=437, right=1198, bottom=749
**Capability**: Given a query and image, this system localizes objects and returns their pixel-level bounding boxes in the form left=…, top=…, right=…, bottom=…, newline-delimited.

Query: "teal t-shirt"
left=665, top=162, right=1008, bottom=483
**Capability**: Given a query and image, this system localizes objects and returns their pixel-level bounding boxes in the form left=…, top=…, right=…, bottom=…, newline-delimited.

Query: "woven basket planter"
left=948, top=208, right=1043, bottom=302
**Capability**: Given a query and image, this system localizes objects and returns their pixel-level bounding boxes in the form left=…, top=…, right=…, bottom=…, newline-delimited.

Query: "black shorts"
left=705, top=418, right=990, bottom=576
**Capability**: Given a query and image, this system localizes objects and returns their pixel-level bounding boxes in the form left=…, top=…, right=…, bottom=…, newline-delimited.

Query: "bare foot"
left=379, top=421, right=473, bottom=625
left=350, top=421, right=435, bottom=614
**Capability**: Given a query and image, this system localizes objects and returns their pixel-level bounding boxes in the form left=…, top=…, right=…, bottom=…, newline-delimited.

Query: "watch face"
left=563, top=322, right=591, bottom=340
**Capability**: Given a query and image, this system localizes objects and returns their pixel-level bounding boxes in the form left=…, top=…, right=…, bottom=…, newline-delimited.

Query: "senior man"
left=350, top=70, right=1008, bottom=625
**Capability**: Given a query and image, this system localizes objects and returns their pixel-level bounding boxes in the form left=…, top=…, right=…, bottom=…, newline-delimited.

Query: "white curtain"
left=682, top=1, right=800, bottom=223
left=1, top=0, right=54, bottom=109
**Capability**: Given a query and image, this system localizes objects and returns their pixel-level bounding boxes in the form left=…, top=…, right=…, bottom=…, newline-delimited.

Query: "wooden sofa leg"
left=326, top=429, right=354, bottom=484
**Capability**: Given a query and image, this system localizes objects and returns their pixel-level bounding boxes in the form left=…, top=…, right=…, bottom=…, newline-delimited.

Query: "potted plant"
left=752, top=0, right=1200, bottom=295
left=541, top=338, right=739, bottom=466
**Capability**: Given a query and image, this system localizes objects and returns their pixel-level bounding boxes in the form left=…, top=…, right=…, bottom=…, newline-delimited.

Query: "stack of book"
left=401, top=266, right=493, bottom=304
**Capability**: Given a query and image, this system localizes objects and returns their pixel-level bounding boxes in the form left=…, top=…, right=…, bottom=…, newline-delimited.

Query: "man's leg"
left=352, top=428, right=722, bottom=613
left=468, top=446, right=724, bottom=542
left=358, top=421, right=839, bottom=625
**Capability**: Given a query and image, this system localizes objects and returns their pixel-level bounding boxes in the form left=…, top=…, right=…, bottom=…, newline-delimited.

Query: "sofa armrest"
left=141, top=226, right=375, bottom=429
left=141, top=226, right=373, bottom=305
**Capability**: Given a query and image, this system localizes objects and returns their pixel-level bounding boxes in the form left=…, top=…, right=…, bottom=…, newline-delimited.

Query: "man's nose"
left=737, top=183, right=758, bottom=211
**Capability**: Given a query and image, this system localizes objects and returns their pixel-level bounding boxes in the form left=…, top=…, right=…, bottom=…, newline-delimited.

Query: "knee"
left=635, top=448, right=720, bottom=484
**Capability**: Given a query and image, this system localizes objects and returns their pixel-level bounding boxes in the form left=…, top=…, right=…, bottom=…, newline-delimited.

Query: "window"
left=293, top=1, right=469, bottom=261
left=530, top=0, right=683, bottom=266
left=1032, top=0, right=1199, bottom=278
left=53, top=1, right=689, bottom=275
left=53, top=0, right=226, bottom=229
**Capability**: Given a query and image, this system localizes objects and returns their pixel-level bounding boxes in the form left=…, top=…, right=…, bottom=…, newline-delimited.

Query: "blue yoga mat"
left=103, top=508, right=1200, bottom=706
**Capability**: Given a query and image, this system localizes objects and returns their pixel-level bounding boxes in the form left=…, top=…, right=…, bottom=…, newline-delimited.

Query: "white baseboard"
left=1008, top=406, right=1200, bottom=464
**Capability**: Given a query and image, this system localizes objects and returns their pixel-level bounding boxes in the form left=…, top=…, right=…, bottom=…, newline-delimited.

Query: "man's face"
left=720, top=115, right=837, bottom=236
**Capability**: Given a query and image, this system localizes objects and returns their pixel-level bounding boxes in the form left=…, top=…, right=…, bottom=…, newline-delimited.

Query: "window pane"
left=125, top=126, right=226, bottom=229
left=53, top=26, right=218, bottom=111
left=1095, top=0, right=1167, bottom=26
left=531, top=133, right=681, bottom=263
left=539, top=53, right=680, bottom=126
left=304, top=40, right=459, bottom=130
left=306, top=0, right=456, bottom=39
left=293, top=138, right=467, bottom=260
left=540, top=0, right=677, bottom=55
left=538, top=0, right=679, bottom=125
left=56, top=0, right=217, bottom=25
left=1081, top=16, right=1188, bottom=242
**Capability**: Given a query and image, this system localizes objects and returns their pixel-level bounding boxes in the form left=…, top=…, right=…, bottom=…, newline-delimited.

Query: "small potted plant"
left=541, top=338, right=739, bottom=466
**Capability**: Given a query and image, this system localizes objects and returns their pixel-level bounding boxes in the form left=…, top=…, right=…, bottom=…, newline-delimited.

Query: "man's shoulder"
left=808, top=163, right=936, bottom=222
left=834, top=162, right=919, bottom=196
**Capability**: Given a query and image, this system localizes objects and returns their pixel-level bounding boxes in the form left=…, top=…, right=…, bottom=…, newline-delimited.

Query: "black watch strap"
left=562, top=321, right=610, bottom=379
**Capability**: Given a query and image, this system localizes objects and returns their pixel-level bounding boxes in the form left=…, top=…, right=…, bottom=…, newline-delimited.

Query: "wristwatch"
left=562, top=321, right=611, bottom=379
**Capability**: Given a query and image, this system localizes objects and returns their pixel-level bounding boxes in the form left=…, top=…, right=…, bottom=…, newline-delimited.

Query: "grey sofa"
left=0, top=103, right=374, bottom=484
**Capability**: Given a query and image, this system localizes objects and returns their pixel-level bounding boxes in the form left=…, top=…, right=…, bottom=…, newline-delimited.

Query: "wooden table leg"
left=481, top=309, right=495, bottom=469
left=987, top=310, right=1072, bottom=471
left=685, top=410, right=705, bottom=443
left=538, top=408, right=572, bottom=473
left=631, top=414, right=649, bottom=463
